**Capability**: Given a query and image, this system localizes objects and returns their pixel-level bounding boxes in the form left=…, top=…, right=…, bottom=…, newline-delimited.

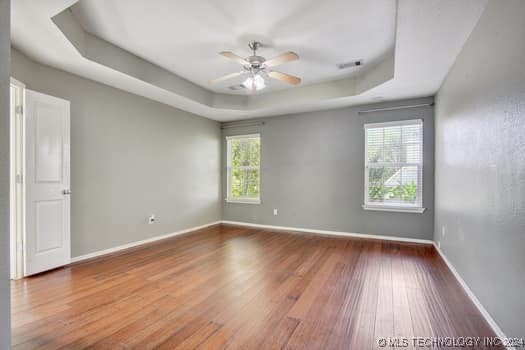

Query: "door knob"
left=62, top=189, right=72, bottom=195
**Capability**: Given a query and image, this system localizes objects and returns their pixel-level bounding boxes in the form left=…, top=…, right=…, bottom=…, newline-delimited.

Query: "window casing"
left=363, top=119, right=425, bottom=213
left=226, top=134, right=261, bottom=204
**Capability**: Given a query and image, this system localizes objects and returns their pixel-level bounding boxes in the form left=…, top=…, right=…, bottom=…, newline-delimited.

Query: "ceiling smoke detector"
left=336, top=60, right=363, bottom=70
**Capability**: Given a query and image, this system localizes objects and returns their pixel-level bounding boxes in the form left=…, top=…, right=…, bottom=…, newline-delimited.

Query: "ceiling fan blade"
left=219, top=51, right=250, bottom=65
left=268, top=71, right=301, bottom=85
left=263, top=52, right=299, bottom=67
left=209, top=71, right=243, bottom=84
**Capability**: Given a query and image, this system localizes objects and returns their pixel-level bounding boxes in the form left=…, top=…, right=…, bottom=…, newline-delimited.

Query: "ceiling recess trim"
left=51, top=5, right=395, bottom=120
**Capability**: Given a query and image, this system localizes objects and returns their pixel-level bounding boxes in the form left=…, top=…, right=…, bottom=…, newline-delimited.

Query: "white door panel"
left=35, top=104, right=64, bottom=182
left=25, top=89, right=70, bottom=276
left=35, top=200, right=64, bottom=252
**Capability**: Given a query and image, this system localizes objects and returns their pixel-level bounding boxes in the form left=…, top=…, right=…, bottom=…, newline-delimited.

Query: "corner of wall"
left=0, top=0, right=12, bottom=347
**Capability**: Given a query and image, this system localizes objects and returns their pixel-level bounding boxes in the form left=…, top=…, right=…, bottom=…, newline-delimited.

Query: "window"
left=363, top=119, right=424, bottom=213
left=226, top=134, right=261, bottom=204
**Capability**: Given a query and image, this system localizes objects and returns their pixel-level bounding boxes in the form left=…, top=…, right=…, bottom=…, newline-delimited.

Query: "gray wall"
left=434, top=0, right=525, bottom=338
left=0, top=0, right=10, bottom=348
left=11, top=49, right=222, bottom=258
left=222, top=97, right=434, bottom=240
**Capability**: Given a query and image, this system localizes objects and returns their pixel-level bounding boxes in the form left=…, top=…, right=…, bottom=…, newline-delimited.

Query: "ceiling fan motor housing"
left=246, top=56, right=266, bottom=70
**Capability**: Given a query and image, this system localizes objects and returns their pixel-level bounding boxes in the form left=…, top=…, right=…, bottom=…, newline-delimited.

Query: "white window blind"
left=363, top=119, right=424, bottom=212
left=226, top=134, right=261, bottom=204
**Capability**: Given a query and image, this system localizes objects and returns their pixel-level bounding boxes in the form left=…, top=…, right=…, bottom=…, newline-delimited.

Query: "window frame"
left=225, top=133, right=261, bottom=204
left=362, top=119, right=425, bottom=214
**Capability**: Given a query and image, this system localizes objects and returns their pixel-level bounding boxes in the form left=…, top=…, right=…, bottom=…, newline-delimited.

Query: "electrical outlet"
left=273, top=209, right=278, bottom=216
left=148, top=214, right=156, bottom=224
left=442, top=226, right=446, bottom=237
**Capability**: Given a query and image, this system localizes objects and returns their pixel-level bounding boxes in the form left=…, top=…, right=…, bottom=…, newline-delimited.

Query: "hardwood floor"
left=11, top=224, right=501, bottom=349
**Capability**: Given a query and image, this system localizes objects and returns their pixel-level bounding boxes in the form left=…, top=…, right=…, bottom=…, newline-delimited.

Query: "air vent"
left=228, top=84, right=246, bottom=90
left=336, top=60, right=363, bottom=70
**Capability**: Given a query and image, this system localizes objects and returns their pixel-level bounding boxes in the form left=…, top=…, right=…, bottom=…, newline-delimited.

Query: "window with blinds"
left=363, top=119, right=424, bottom=212
left=226, top=134, right=261, bottom=204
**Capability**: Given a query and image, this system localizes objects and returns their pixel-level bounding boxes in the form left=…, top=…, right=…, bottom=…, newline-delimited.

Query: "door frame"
left=10, top=77, right=25, bottom=280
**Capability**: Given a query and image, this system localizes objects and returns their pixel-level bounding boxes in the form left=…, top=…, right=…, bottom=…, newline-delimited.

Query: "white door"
left=25, top=90, right=71, bottom=276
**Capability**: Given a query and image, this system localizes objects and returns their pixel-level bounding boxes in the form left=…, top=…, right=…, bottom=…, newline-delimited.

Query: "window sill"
left=362, top=205, right=426, bottom=214
left=225, top=198, right=261, bottom=205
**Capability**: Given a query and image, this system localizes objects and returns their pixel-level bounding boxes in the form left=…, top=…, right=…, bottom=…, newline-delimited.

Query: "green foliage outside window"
left=369, top=181, right=418, bottom=203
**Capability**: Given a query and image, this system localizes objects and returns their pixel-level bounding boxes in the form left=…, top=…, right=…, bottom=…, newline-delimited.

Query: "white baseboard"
left=221, top=220, right=434, bottom=245
left=433, top=242, right=511, bottom=348
left=70, top=221, right=221, bottom=263
left=71, top=220, right=431, bottom=264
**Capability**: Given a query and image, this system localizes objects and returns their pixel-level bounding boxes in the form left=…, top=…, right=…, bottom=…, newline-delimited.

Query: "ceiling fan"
left=210, top=41, right=301, bottom=91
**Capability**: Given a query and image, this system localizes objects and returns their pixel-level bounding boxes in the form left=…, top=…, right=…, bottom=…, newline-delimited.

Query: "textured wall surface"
left=11, top=49, right=222, bottom=258
left=223, top=98, right=435, bottom=240
left=434, top=0, right=525, bottom=338
left=0, top=0, right=10, bottom=347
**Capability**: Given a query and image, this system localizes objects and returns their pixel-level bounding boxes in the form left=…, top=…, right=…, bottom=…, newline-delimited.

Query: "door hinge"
left=16, top=173, right=23, bottom=184
left=15, top=105, right=23, bottom=115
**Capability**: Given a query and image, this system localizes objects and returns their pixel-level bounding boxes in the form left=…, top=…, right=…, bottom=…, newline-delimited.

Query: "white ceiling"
left=71, top=0, right=396, bottom=94
left=10, top=0, right=488, bottom=121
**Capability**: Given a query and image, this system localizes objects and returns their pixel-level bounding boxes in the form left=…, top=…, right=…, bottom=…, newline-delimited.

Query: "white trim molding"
left=225, top=133, right=261, bottom=140
left=70, top=221, right=221, bottom=263
left=433, top=242, right=511, bottom=349
left=363, top=118, right=423, bottom=129
left=221, top=220, right=433, bottom=245
left=362, top=204, right=426, bottom=214
left=71, top=220, right=432, bottom=265
left=225, top=199, right=261, bottom=205
left=9, top=78, right=26, bottom=280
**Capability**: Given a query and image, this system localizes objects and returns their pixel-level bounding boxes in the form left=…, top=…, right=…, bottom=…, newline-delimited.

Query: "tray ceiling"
left=71, top=0, right=396, bottom=95
left=10, top=0, right=487, bottom=121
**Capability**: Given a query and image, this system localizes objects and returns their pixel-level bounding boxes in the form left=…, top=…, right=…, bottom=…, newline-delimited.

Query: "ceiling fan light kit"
left=210, top=41, right=301, bottom=92
left=243, top=74, right=266, bottom=90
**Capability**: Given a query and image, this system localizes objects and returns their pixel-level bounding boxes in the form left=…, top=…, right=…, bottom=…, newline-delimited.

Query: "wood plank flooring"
left=11, top=224, right=502, bottom=349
